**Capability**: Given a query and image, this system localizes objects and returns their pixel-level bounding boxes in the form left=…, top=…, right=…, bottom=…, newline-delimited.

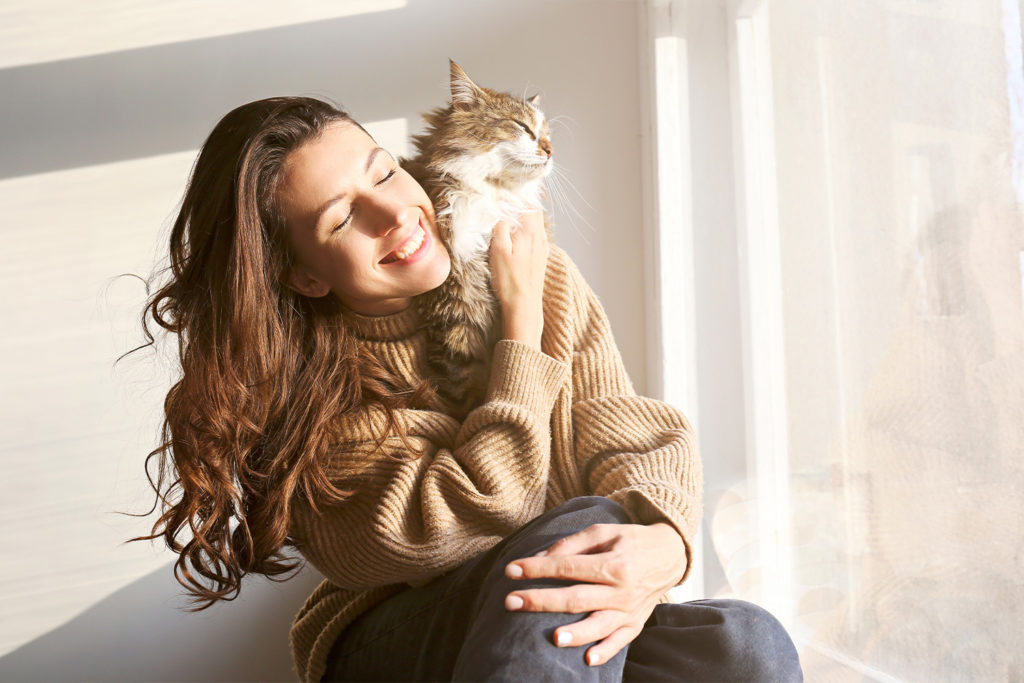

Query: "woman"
left=135, top=96, right=801, bottom=682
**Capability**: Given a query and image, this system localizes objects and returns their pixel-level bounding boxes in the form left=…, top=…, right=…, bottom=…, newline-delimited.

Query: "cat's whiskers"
left=495, top=155, right=521, bottom=181
left=547, top=115, right=580, bottom=142
left=546, top=163, right=595, bottom=244
left=549, top=163, right=594, bottom=211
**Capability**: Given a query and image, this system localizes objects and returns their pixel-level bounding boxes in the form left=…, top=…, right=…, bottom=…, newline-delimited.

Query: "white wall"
left=0, top=1, right=651, bottom=680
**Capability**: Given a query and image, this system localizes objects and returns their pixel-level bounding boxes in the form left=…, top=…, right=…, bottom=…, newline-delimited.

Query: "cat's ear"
left=285, top=266, right=331, bottom=299
left=527, top=94, right=541, bottom=107
left=449, top=59, right=483, bottom=109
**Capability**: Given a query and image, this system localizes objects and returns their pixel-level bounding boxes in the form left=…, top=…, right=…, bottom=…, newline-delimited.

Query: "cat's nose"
left=539, top=141, right=553, bottom=158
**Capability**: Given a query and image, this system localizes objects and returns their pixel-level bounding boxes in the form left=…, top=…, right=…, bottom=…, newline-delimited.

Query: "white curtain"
left=707, top=1, right=1024, bottom=679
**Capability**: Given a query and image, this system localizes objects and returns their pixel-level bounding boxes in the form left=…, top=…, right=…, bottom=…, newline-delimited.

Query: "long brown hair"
left=126, top=97, right=437, bottom=609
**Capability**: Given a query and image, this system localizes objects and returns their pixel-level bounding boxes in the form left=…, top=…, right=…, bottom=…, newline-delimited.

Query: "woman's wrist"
left=647, top=521, right=688, bottom=586
left=502, top=306, right=543, bottom=349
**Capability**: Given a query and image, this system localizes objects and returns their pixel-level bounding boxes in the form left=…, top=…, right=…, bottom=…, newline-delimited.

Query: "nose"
left=539, top=140, right=552, bottom=158
left=365, top=192, right=414, bottom=237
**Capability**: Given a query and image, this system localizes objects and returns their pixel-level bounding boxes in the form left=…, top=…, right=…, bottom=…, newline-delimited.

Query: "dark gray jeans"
left=323, top=497, right=803, bottom=682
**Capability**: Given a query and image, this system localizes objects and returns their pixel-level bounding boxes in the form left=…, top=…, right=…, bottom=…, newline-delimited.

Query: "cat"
left=403, top=60, right=555, bottom=418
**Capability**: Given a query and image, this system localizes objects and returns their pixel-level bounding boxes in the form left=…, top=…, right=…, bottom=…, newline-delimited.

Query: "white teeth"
left=392, top=225, right=425, bottom=261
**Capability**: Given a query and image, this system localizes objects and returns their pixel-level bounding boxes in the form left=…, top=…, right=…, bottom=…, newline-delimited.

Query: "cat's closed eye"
left=512, top=120, right=536, bottom=140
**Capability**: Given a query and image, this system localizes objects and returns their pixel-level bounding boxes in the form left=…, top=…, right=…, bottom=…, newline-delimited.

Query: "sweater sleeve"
left=558, top=247, right=703, bottom=583
left=290, top=339, right=568, bottom=591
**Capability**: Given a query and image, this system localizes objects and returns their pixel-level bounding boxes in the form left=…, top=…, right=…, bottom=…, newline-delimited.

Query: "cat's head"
left=434, top=61, right=553, bottom=188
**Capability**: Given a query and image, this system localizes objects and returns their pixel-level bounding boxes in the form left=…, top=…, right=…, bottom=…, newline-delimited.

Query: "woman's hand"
left=503, top=521, right=688, bottom=667
left=489, top=209, right=548, bottom=350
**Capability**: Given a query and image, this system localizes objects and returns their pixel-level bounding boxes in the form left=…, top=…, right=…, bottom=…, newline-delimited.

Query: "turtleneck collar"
left=339, top=303, right=422, bottom=341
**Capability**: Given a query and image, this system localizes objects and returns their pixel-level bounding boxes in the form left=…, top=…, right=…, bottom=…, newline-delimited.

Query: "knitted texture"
left=288, top=245, right=702, bottom=682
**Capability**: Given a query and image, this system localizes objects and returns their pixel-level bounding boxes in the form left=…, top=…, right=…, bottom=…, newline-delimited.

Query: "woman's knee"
left=454, top=500, right=633, bottom=682
left=453, top=605, right=622, bottom=682
left=541, top=496, right=632, bottom=527
left=492, top=496, right=631, bottom=562
left=464, top=497, right=625, bottom=596
left=703, top=599, right=803, bottom=682
left=629, top=599, right=801, bottom=681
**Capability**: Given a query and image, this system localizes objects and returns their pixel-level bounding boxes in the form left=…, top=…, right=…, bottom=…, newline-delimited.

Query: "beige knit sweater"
left=288, top=244, right=702, bottom=682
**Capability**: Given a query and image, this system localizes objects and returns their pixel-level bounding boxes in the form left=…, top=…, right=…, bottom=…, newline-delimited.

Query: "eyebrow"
left=314, top=147, right=390, bottom=227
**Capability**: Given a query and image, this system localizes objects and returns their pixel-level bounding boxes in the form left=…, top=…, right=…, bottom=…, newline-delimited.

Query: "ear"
left=285, top=265, right=331, bottom=298
left=449, top=59, right=483, bottom=109
left=527, top=94, right=541, bottom=107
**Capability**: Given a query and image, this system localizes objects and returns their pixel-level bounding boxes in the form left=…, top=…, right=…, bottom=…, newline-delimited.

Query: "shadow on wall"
left=0, top=0, right=609, bottom=180
left=0, top=561, right=323, bottom=682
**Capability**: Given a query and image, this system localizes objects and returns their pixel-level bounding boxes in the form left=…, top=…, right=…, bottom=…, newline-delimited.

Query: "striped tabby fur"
left=404, top=61, right=555, bottom=417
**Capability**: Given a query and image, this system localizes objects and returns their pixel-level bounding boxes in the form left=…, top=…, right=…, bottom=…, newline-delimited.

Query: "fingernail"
left=535, top=549, right=547, bottom=558
left=506, top=563, right=523, bottom=578
left=505, top=594, right=524, bottom=610
left=587, top=651, right=600, bottom=666
left=556, top=631, right=573, bottom=646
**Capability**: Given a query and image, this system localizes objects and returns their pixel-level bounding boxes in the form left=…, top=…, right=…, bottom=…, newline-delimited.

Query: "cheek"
left=488, top=143, right=515, bottom=166
left=402, top=178, right=430, bottom=207
left=309, top=236, right=362, bottom=283
left=337, top=240, right=373, bottom=277
left=509, top=138, right=534, bottom=158
left=328, top=251, right=373, bottom=300
left=438, top=250, right=452, bottom=281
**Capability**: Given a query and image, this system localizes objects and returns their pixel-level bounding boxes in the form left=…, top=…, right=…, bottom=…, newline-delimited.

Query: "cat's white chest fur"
left=440, top=179, right=544, bottom=264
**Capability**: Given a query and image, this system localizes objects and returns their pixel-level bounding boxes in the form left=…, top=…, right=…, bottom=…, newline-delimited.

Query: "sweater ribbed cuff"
left=485, top=340, right=568, bottom=416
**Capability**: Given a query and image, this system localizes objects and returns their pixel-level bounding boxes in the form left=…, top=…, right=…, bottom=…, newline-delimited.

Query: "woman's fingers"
left=489, top=209, right=547, bottom=349
left=509, top=209, right=548, bottom=262
left=504, top=524, right=629, bottom=586
left=506, top=551, right=621, bottom=585
left=499, top=522, right=685, bottom=669
left=551, top=608, right=648, bottom=668
left=504, top=581, right=633, bottom=614
left=552, top=609, right=621, bottom=648
left=585, top=624, right=643, bottom=667
left=489, top=219, right=512, bottom=256
left=515, top=206, right=546, bottom=237
left=538, top=523, right=622, bottom=557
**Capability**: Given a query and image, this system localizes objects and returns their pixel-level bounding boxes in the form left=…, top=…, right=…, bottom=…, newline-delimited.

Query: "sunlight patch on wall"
left=363, top=117, right=410, bottom=159
left=0, top=0, right=406, bottom=69
left=0, top=148, right=197, bottom=656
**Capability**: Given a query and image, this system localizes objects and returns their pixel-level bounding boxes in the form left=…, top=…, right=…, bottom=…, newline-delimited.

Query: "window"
left=644, top=1, right=1024, bottom=678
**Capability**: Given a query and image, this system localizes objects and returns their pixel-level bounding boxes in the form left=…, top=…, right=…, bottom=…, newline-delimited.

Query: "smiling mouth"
left=380, top=223, right=427, bottom=264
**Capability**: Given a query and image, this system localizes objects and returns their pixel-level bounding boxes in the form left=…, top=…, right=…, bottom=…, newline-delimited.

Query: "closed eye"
left=513, top=120, right=536, bottom=140
left=332, top=213, right=353, bottom=233
left=332, top=168, right=398, bottom=233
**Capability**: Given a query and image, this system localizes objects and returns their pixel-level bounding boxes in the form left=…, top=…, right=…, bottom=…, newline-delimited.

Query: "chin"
left=408, top=260, right=452, bottom=299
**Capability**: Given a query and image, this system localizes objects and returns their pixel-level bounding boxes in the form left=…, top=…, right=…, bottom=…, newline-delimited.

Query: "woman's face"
left=277, top=122, right=451, bottom=315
